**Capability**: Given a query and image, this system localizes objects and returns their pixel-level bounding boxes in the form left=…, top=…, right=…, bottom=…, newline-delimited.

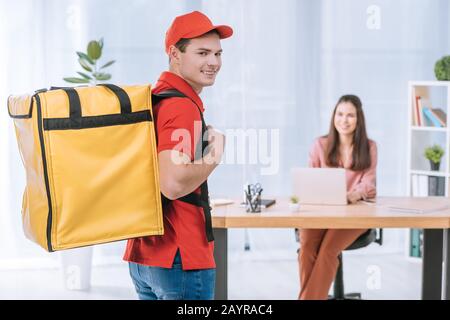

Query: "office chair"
left=295, top=228, right=383, bottom=300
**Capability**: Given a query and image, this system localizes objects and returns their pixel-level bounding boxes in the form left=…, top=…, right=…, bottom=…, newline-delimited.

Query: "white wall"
left=1, top=0, right=449, bottom=263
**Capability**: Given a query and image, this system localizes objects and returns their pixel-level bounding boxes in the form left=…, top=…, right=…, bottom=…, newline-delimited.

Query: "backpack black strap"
left=152, top=90, right=214, bottom=242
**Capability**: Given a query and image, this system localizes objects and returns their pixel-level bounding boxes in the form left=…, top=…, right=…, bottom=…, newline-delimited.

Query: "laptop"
left=292, top=168, right=347, bottom=205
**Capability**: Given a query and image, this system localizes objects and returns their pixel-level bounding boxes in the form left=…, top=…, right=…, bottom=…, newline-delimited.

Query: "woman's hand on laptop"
left=347, top=191, right=361, bottom=204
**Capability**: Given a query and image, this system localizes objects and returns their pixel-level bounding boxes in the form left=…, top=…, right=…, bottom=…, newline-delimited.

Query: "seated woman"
left=298, top=94, right=377, bottom=300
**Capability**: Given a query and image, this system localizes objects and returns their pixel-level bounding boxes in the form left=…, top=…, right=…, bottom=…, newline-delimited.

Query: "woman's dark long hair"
left=325, top=95, right=371, bottom=171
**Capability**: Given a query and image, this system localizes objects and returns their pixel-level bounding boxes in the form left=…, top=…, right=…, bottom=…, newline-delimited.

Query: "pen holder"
left=246, top=193, right=262, bottom=213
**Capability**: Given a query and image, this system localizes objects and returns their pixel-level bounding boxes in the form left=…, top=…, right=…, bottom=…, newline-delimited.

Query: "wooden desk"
left=211, top=197, right=450, bottom=300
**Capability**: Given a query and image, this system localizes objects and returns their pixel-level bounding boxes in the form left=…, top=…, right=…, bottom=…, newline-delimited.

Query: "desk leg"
left=422, top=229, right=443, bottom=300
left=214, top=228, right=228, bottom=300
left=443, top=229, right=450, bottom=300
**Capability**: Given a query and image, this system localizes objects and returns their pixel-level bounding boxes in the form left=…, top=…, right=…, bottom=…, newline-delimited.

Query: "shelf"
left=410, top=170, right=447, bottom=177
left=411, top=126, right=447, bottom=132
left=405, top=256, right=422, bottom=263
left=409, top=81, right=450, bottom=87
left=407, top=81, right=450, bottom=259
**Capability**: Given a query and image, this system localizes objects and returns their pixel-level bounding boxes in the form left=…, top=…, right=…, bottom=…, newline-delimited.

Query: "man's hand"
left=205, top=125, right=225, bottom=164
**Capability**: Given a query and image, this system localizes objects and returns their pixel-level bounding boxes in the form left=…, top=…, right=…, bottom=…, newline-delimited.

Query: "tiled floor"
left=0, top=250, right=421, bottom=300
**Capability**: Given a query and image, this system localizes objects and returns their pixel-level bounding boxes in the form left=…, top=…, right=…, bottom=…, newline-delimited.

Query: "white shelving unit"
left=406, top=81, right=450, bottom=260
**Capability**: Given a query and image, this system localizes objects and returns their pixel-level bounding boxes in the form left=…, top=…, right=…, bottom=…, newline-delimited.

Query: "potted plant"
left=59, top=38, right=116, bottom=291
left=424, top=144, right=444, bottom=171
left=64, top=38, right=115, bottom=85
left=289, top=196, right=300, bottom=212
left=435, top=55, right=450, bottom=81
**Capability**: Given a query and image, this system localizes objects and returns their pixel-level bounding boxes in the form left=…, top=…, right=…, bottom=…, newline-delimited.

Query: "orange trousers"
left=298, top=228, right=367, bottom=300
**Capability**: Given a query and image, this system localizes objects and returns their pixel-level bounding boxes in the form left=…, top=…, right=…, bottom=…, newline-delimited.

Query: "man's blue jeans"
left=128, top=250, right=216, bottom=300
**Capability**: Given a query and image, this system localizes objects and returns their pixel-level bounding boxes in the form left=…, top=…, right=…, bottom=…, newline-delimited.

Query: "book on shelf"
left=419, top=175, right=428, bottom=196
left=411, top=174, right=420, bottom=196
left=423, top=107, right=443, bottom=127
left=411, top=174, right=445, bottom=197
left=428, top=176, right=445, bottom=196
left=413, top=96, right=422, bottom=126
left=410, top=229, right=422, bottom=258
left=430, top=108, right=447, bottom=127
left=411, top=174, right=429, bottom=197
left=413, top=95, right=447, bottom=128
left=413, top=96, right=419, bottom=126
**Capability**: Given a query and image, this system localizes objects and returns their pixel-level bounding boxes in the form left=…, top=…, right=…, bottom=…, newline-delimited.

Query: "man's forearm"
left=159, top=150, right=221, bottom=200
left=176, top=156, right=219, bottom=197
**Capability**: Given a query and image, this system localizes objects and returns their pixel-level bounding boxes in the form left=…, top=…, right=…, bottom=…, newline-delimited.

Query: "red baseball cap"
left=165, top=11, right=233, bottom=54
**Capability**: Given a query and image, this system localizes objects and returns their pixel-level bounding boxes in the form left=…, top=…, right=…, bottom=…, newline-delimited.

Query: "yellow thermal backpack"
left=8, top=84, right=166, bottom=251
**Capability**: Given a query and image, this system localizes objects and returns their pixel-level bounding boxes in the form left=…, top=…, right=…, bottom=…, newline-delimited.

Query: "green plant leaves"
left=76, top=51, right=94, bottom=65
left=100, top=60, right=115, bottom=69
left=78, top=59, right=93, bottom=72
left=424, top=144, right=444, bottom=164
left=435, top=56, right=450, bottom=81
left=77, top=72, right=92, bottom=80
left=87, top=40, right=102, bottom=60
left=64, top=38, right=114, bottom=84
left=93, top=72, right=111, bottom=81
left=63, top=77, right=90, bottom=83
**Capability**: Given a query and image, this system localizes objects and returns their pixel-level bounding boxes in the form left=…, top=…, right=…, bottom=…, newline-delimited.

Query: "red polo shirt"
left=123, top=71, right=215, bottom=270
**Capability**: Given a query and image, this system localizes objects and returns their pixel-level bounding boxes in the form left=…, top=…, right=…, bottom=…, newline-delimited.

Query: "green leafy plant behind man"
left=64, top=38, right=115, bottom=85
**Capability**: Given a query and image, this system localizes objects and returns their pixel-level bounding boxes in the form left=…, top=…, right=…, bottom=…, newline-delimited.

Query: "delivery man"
left=123, top=11, right=233, bottom=300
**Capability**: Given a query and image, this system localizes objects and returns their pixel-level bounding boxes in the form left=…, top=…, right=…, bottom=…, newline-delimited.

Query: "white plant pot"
left=59, top=246, right=93, bottom=291
left=289, top=203, right=300, bottom=212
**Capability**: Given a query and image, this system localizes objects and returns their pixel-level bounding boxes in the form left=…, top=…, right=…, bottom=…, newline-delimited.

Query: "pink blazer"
left=308, top=137, right=377, bottom=199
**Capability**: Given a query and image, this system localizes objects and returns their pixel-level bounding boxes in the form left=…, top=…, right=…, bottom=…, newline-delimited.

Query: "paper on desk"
left=210, top=199, right=234, bottom=206
left=375, top=197, right=450, bottom=214
left=387, top=204, right=450, bottom=214
left=360, top=199, right=376, bottom=206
